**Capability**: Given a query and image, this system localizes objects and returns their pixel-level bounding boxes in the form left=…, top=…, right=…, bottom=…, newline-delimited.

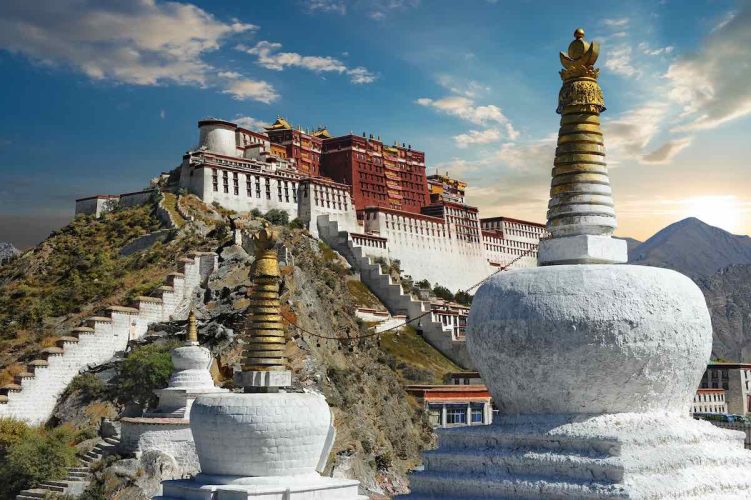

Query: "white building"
left=692, top=389, right=728, bottom=415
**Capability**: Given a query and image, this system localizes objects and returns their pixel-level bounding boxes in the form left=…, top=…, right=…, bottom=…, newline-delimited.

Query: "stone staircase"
left=16, top=434, right=121, bottom=499
left=317, top=215, right=473, bottom=369
left=0, top=251, right=218, bottom=426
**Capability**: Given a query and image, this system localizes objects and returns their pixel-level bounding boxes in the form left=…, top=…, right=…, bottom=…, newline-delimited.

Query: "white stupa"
left=120, top=310, right=226, bottom=472
left=159, top=224, right=366, bottom=499
left=402, top=28, right=751, bottom=499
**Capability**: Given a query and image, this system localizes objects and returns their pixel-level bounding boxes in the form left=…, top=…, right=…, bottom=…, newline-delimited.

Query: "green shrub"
left=454, top=290, right=473, bottom=306
left=288, top=218, right=304, bottom=229
left=432, top=285, right=453, bottom=302
left=111, top=343, right=176, bottom=409
left=65, top=373, right=106, bottom=402
left=264, top=209, right=289, bottom=226
left=0, top=422, right=78, bottom=498
left=415, top=279, right=431, bottom=290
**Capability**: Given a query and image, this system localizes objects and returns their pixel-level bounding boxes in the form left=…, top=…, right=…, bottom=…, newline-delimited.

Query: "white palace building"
left=76, top=117, right=546, bottom=293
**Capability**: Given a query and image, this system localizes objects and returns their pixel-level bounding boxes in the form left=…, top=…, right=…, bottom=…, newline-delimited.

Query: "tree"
left=454, top=290, right=473, bottom=306
left=432, top=285, right=454, bottom=302
left=264, top=209, right=289, bottom=225
left=112, top=343, right=175, bottom=409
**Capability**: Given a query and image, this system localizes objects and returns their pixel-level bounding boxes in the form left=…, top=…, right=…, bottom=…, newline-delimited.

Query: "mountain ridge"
left=628, top=217, right=751, bottom=279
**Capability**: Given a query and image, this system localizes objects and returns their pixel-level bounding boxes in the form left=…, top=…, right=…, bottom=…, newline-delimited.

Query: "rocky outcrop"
left=699, top=264, right=751, bottom=362
left=0, top=242, right=19, bottom=264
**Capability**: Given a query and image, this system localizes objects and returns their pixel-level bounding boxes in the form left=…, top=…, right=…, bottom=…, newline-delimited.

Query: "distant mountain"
left=628, top=217, right=751, bottom=279
left=0, top=242, right=19, bottom=264
left=628, top=218, right=751, bottom=362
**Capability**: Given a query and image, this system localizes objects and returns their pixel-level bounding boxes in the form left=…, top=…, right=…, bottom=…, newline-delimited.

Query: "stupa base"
left=403, top=412, right=751, bottom=499
left=158, top=473, right=367, bottom=499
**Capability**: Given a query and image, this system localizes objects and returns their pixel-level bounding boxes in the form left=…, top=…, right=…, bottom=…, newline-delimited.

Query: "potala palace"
left=76, top=116, right=545, bottom=293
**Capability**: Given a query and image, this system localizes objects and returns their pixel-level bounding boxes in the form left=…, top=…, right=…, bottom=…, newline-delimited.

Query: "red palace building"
left=320, top=133, right=429, bottom=214
left=265, top=117, right=327, bottom=177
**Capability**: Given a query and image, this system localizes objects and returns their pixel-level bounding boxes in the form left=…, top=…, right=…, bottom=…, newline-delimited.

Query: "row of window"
left=211, top=169, right=297, bottom=204
left=427, top=403, right=485, bottom=427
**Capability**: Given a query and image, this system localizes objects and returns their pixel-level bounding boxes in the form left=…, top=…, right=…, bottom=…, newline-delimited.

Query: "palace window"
left=265, top=178, right=271, bottom=200
left=446, top=405, right=466, bottom=425
left=223, top=171, right=229, bottom=193
left=212, top=169, right=218, bottom=192
left=246, top=176, right=252, bottom=197
left=255, top=177, right=261, bottom=198
left=284, top=181, right=289, bottom=202
left=471, top=404, right=484, bottom=424
left=233, top=172, right=239, bottom=196
left=277, top=182, right=283, bottom=202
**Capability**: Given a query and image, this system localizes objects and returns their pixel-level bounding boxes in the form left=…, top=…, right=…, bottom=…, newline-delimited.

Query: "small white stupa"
left=159, top=224, right=366, bottom=499
left=120, top=310, right=226, bottom=472
left=403, top=28, right=751, bottom=499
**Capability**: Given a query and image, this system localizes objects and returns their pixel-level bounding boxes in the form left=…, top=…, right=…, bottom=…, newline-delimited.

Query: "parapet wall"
left=0, top=252, right=218, bottom=426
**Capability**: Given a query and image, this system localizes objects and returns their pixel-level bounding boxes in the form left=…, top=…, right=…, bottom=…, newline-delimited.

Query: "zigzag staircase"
left=317, top=215, right=473, bottom=369
left=0, top=252, right=218, bottom=426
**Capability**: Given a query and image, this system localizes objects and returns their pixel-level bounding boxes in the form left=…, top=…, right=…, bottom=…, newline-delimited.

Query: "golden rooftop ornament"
left=242, top=222, right=287, bottom=372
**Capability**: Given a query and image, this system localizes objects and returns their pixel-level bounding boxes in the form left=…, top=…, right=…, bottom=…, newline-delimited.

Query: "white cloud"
left=0, top=0, right=277, bottom=103
left=641, top=137, right=692, bottom=164
left=304, top=0, right=419, bottom=20
left=604, top=45, right=638, bottom=77
left=494, top=134, right=556, bottom=171
left=638, top=42, right=674, bottom=56
left=436, top=75, right=490, bottom=98
left=221, top=78, right=279, bottom=103
left=603, top=18, right=630, bottom=28
left=602, top=104, right=669, bottom=163
left=233, top=115, right=270, bottom=130
left=666, top=3, right=751, bottom=131
left=238, top=41, right=377, bottom=84
left=304, top=0, right=347, bottom=14
left=160, top=109, right=166, bottom=119
left=453, top=128, right=501, bottom=148
left=416, top=95, right=517, bottom=135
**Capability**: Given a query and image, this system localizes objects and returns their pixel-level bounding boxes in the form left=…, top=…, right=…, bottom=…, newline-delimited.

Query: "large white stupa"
left=159, top=224, right=366, bottom=499
left=402, top=28, right=751, bottom=498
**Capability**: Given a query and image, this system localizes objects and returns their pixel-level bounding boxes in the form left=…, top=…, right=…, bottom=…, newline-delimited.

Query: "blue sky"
left=1, top=0, right=750, bottom=248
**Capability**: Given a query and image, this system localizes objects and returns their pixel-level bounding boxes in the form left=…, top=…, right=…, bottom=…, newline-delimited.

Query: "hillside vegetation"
left=0, top=194, right=461, bottom=497
left=0, top=199, right=212, bottom=383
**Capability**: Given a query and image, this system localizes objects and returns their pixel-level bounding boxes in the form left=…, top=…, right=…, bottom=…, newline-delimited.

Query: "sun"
left=682, top=196, right=742, bottom=234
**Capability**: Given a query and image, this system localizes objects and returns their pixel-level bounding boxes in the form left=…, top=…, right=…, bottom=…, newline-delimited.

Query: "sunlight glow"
left=681, top=196, right=743, bottom=234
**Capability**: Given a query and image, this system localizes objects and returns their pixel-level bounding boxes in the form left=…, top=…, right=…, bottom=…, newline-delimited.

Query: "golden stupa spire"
left=242, top=223, right=287, bottom=372
left=187, top=309, right=199, bottom=345
left=548, top=27, right=616, bottom=239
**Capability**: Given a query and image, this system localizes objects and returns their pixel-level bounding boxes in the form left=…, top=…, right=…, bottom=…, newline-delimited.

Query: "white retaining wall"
left=120, top=420, right=199, bottom=473
left=318, top=215, right=473, bottom=369
left=0, top=252, right=218, bottom=426
left=362, top=210, right=492, bottom=292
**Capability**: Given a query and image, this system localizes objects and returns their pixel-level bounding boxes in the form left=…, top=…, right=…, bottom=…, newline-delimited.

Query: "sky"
left=0, top=0, right=750, bottom=248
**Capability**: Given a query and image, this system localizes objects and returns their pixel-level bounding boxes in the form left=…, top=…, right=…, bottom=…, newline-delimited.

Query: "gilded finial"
left=559, top=27, right=600, bottom=81
left=574, top=27, right=585, bottom=39
left=187, top=309, right=199, bottom=345
left=242, top=224, right=286, bottom=373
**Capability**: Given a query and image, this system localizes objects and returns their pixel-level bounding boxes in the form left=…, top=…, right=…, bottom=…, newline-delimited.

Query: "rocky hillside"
left=1, top=192, right=460, bottom=498
left=629, top=218, right=751, bottom=362
left=0, top=242, right=19, bottom=264
left=629, top=217, right=751, bottom=279
left=697, top=264, right=751, bottom=362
